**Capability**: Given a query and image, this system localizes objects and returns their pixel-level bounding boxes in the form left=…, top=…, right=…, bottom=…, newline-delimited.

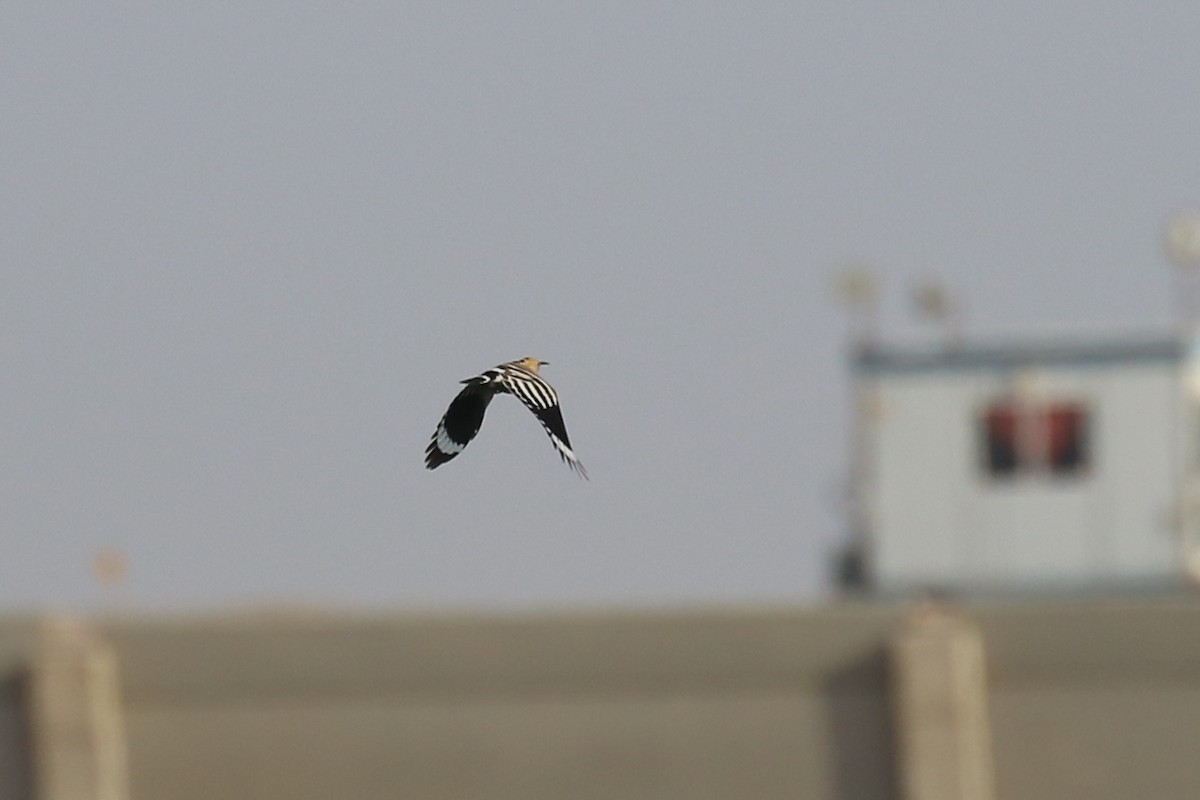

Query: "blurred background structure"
left=833, top=212, right=1200, bottom=595
left=3, top=602, right=1200, bottom=800
left=841, top=332, right=1197, bottom=593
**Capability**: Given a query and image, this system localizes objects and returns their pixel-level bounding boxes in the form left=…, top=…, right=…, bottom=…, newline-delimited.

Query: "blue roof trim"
left=854, top=337, right=1185, bottom=375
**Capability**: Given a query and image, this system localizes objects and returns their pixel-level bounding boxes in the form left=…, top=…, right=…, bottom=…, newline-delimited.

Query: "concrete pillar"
left=26, top=617, right=130, bottom=800
left=890, top=605, right=995, bottom=800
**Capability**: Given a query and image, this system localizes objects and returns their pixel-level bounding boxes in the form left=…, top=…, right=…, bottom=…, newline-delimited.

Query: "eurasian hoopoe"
left=425, top=357, right=588, bottom=478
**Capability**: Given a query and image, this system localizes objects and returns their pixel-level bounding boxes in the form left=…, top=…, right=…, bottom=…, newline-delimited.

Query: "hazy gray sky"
left=4, top=4, right=1199, bottom=612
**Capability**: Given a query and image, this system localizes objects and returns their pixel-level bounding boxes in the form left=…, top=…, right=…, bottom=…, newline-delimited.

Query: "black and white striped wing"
left=424, top=383, right=494, bottom=470
left=502, top=369, right=588, bottom=478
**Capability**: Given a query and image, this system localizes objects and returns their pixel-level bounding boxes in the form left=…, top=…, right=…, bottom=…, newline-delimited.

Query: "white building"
left=846, top=335, right=1200, bottom=593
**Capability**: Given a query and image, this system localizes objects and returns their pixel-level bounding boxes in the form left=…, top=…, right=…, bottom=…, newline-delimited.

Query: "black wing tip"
left=561, top=452, right=589, bottom=480
left=424, top=440, right=457, bottom=470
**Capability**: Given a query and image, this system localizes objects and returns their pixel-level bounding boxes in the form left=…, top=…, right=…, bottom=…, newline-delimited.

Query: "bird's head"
left=517, top=357, right=547, bottom=373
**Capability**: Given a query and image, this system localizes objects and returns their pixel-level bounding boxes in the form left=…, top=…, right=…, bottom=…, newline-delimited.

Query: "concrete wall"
left=1, top=599, right=1198, bottom=800
left=109, top=607, right=901, bottom=800
left=980, top=602, right=1200, bottom=799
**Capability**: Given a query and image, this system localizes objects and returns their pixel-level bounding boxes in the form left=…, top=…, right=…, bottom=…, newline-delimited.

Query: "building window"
left=983, top=403, right=1020, bottom=475
left=980, top=400, right=1090, bottom=478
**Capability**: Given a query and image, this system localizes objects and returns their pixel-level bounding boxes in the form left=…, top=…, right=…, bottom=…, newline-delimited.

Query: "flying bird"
left=425, top=357, right=588, bottom=478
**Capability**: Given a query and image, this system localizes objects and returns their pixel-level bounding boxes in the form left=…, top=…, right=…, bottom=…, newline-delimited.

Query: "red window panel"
left=1045, top=403, right=1088, bottom=473
left=982, top=403, right=1019, bottom=475
left=980, top=399, right=1089, bottom=478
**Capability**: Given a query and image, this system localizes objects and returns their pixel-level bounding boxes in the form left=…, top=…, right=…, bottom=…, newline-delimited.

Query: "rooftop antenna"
left=832, top=264, right=880, bottom=355
left=1165, top=211, right=1200, bottom=337
left=910, top=277, right=963, bottom=350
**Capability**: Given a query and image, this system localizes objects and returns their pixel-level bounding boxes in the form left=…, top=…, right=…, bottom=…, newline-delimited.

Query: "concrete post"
left=890, top=605, right=995, bottom=800
left=27, top=617, right=130, bottom=800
